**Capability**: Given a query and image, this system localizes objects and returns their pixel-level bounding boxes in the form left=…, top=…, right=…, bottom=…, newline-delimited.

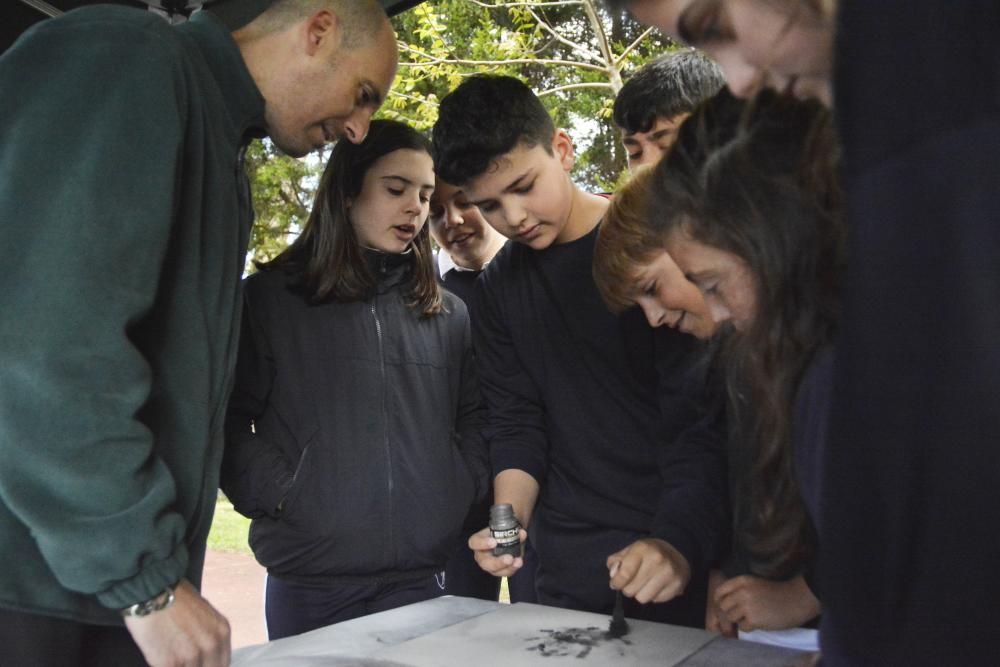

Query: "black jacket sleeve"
left=453, top=302, right=492, bottom=504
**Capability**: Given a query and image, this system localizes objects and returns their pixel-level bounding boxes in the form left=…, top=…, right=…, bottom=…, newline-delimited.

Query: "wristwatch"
left=120, top=584, right=176, bottom=618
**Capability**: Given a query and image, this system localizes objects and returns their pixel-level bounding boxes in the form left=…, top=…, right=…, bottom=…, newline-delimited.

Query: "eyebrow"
left=467, top=170, right=533, bottom=207
left=381, top=175, right=435, bottom=191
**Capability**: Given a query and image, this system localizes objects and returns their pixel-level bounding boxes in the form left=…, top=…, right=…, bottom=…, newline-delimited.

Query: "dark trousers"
left=0, top=607, right=146, bottom=667
left=264, top=571, right=447, bottom=640
left=444, top=536, right=501, bottom=601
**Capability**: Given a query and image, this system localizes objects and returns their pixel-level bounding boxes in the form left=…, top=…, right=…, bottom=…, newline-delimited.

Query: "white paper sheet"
left=372, top=602, right=714, bottom=666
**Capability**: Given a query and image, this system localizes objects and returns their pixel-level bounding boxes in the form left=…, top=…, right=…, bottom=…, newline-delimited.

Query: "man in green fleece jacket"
left=0, top=1, right=397, bottom=665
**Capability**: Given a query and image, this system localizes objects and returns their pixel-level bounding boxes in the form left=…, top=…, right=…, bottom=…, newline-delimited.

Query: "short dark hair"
left=613, top=49, right=725, bottom=134
left=432, top=75, right=555, bottom=186
left=261, top=119, right=443, bottom=317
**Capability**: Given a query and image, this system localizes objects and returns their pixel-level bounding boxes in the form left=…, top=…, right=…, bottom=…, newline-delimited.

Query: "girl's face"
left=630, top=250, right=716, bottom=339
left=348, top=148, right=435, bottom=254
left=627, top=0, right=834, bottom=106
left=665, top=228, right=758, bottom=331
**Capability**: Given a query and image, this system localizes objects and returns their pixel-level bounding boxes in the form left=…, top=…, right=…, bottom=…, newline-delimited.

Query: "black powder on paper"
left=524, top=626, right=632, bottom=659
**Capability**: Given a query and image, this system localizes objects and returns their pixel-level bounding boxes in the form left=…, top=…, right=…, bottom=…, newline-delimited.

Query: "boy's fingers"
left=468, top=527, right=496, bottom=550
left=606, top=548, right=628, bottom=570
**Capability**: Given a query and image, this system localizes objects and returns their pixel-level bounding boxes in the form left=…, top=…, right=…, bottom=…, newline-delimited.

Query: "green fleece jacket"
left=0, top=7, right=264, bottom=624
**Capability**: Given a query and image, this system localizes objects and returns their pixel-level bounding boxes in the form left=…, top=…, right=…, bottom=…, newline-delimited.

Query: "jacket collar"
left=363, top=247, right=415, bottom=294
left=180, top=11, right=267, bottom=144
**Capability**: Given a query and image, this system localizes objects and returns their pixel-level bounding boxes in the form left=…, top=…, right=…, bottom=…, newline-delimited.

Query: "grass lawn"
left=207, top=495, right=252, bottom=555
left=207, top=495, right=513, bottom=603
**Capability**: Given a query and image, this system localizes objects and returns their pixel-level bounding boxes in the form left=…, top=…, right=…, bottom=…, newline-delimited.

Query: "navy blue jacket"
left=222, top=253, right=490, bottom=583
left=822, top=2, right=1000, bottom=662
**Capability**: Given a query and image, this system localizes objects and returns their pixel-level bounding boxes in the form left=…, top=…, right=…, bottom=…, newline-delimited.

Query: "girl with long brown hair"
left=650, top=89, right=843, bottom=650
left=221, top=120, right=489, bottom=639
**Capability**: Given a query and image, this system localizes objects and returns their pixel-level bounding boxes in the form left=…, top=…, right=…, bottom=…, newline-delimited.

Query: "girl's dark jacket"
left=221, top=251, right=490, bottom=584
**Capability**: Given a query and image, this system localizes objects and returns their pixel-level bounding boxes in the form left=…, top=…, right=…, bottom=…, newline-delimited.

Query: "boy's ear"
left=552, top=129, right=575, bottom=171
left=303, top=9, right=340, bottom=57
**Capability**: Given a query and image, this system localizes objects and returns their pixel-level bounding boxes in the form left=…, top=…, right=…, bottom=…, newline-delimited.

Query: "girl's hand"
left=715, top=574, right=820, bottom=632
left=705, top=569, right=737, bottom=637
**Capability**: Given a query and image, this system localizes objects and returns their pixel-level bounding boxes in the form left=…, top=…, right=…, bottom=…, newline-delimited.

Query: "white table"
left=232, top=596, right=811, bottom=666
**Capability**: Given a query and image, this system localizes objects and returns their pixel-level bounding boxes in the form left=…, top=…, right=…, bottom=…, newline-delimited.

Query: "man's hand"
left=714, top=574, right=820, bottom=633
left=705, top=569, right=737, bottom=637
left=468, top=526, right=528, bottom=578
left=606, top=538, right=691, bottom=604
left=123, top=579, right=231, bottom=667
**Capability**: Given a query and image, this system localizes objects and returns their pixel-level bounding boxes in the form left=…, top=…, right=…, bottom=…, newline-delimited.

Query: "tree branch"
left=580, top=0, right=623, bottom=92
left=389, top=90, right=441, bottom=108
left=537, top=81, right=614, bottom=96
left=398, top=43, right=608, bottom=73
left=527, top=6, right=604, bottom=64
left=468, top=0, right=584, bottom=8
left=614, top=26, right=656, bottom=66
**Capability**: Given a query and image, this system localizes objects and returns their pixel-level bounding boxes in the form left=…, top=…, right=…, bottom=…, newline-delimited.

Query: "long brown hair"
left=650, top=89, right=844, bottom=577
left=260, top=119, right=443, bottom=317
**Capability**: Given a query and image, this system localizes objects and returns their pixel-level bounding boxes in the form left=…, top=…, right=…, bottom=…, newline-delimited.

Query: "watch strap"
left=120, top=584, right=176, bottom=618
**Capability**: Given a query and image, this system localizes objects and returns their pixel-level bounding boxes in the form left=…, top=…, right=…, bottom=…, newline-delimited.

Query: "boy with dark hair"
left=613, top=48, right=724, bottom=170
left=432, top=74, right=727, bottom=626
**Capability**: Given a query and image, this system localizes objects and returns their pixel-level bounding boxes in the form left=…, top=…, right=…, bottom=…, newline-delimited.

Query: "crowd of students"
left=2, top=0, right=995, bottom=665
left=217, top=43, right=839, bottom=655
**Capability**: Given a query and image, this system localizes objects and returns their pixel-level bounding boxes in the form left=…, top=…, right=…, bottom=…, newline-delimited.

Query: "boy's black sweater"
left=440, top=267, right=481, bottom=311
left=473, top=224, right=727, bottom=621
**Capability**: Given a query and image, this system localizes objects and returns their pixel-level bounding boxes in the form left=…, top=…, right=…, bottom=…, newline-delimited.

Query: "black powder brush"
left=608, top=589, right=629, bottom=638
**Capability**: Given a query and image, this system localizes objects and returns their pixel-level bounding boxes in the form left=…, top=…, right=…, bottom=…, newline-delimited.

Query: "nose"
left=342, top=110, right=373, bottom=145
left=707, top=300, right=731, bottom=325
left=725, top=64, right=764, bottom=99
left=710, top=49, right=763, bottom=99
left=505, top=202, right=529, bottom=230
left=639, top=301, right=666, bottom=328
left=403, top=191, right=423, bottom=215
left=445, top=203, right=464, bottom=229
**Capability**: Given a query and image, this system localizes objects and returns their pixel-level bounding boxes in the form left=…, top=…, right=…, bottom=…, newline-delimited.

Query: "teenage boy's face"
left=348, top=148, right=435, bottom=254
left=428, top=180, right=502, bottom=270
left=462, top=132, right=576, bottom=250
left=665, top=227, right=757, bottom=331
left=630, top=250, right=716, bottom=338
left=622, top=113, right=689, bottom=171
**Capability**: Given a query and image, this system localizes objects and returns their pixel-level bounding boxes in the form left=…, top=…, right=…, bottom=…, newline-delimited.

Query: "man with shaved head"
left=0, top=1, right=396, bottom=665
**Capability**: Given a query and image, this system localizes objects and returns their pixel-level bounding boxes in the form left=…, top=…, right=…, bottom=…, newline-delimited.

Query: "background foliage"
left=244, top=0, right=675, bottom=268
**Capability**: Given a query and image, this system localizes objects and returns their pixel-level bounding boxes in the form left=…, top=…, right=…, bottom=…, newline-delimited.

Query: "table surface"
left=231, top=596, right=811, bottom=667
